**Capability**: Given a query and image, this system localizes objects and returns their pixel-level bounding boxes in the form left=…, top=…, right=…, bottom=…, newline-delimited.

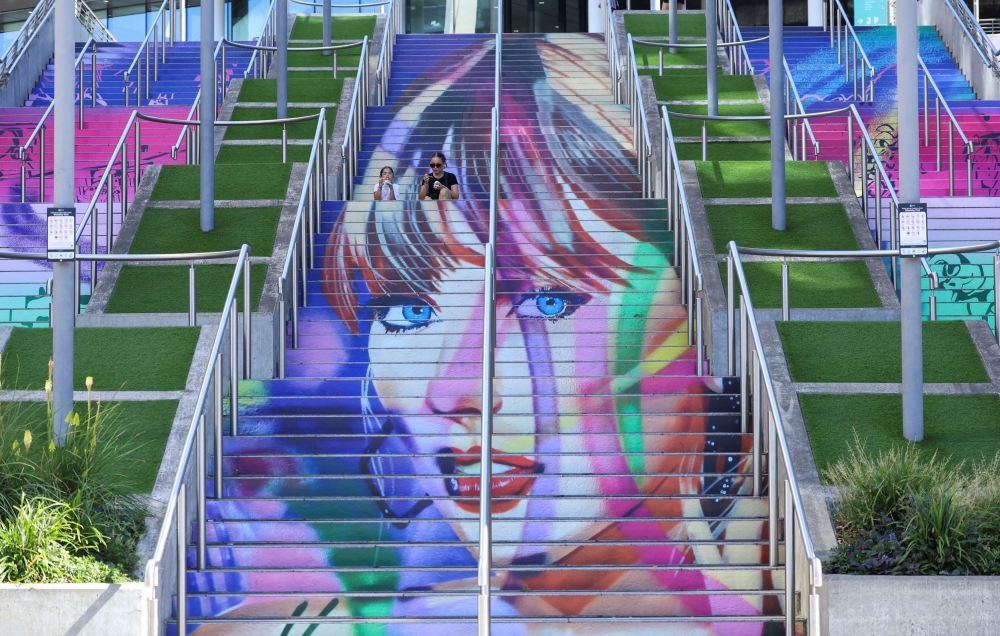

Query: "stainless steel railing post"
left=994, top=252, right=1000, bottom=344
left=278, top=280, right=286, bottom=379
left=188, top=264, right=196, bottom=326
left=752, top=350, right=761, bottom=496
left=768, top=414, right=778, bottom=566
left=91, top=47, right=96, bottom=107
left=79, top=58, right=85, bottom=129
left=229, top=298, right=239, bottom=436
left=948, top=120, right=954, bottom=196
left=292, top=244, right=300, bottom=348
left=781, top=262, right=790, bottom=321
left=39, top=127, right=46, bottom=202
left=936, top=97, right=941, bottom=171
left=785, top=480, right=795, bottom=636
left=176, top=485, right=187, bottom=635
left=121, top=142, right=128, bottom=216
left=196, top=414, right=206, bottom=570
left=739, top=297, right=748, bottom=430
left=696, top=293, right=704, bottom=376
left=214, top=353, right=224, bottom=499
left=727, top=254, right=735, bottom=376
left=243, top=255, right=252, bottom=379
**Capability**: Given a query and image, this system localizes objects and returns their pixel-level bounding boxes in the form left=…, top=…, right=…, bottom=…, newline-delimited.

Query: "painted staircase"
left=170, top=33, right=788, bottom=634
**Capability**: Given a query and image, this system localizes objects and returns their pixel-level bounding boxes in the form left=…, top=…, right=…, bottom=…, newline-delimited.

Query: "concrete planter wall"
left=0, top=583, right=149, bottom=636
left=821, top=574, right=1000, bottom=635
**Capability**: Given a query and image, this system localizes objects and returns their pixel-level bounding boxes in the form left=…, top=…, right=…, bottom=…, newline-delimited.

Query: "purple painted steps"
left=0, top=106, right=189, bottom=204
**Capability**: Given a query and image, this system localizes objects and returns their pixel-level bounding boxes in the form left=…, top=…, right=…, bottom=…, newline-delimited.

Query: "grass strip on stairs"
left=128, top=206, right=281, bottom=256
left=648, top=74, right=759, bottom=101
left=151, top=164, right=291, bottom=201
left=238, top=78, right=345, bottom=103
left=800, top=394, right=1000, bottom=476
left=1, top=327, right=199, bottom=391
left=719, top=261, right=882, bottom=309
left=668, top=104, right=768, bottom=137
left=705, top=203, right=857, bottom=251
left=291, top=14, right=377, bottom=40
left=625, top=13, right=706, bottom=36
left=217, top=144, right=315, bottom=164
left=777, top=320, right=990, bottom=384
left=225, top=107, right=336, bottom=140
left=697, top=161, right=838, bottom=198
left=106, top=264, right=268, bottom=314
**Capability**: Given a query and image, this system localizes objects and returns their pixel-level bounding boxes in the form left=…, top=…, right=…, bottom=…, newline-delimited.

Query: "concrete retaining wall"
left=822, top=574, right=1000, bottom=635
left=0, top=583, right=147, bottom=636
left=919, top=0, right=1000, bottom=101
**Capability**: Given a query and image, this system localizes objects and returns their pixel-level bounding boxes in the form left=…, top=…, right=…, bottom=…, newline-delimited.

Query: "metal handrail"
left=783, top=56, right=820, bottom=160
left=224, top=38, right=365, bottom=52
left=244, top=0, right=277, bottom=80
left=477, top=6, right=501, bottom=634
left=633, top=34, right=769, bottom=47
left=142, top=244, right=254, bottom=636
left=941, top=0, right=1000, bottom=76
left=0, top=0, right=55, bottom=90
left=726, top=241, right=823, bottom=636
left=339, top=36, right=370, bottom=199
left=660, top=106, right=706, bottom=375
left=828, top=0, right=876, bottom=101
left=123, top=0, right=170, bottom=106
left=277, top=109, right=329, bottom=372
left=16, top=38, right=95, bottom=203
left=76, top=0, right=115, bottom=42
left=635, top=34, right=767, bottom=77
left=626, top=35, right=655, bottom=197
left=607, top=5, right=623, bottom=104
left=719, top=0, right=755, bottom=74
left=918, top=54, right=974, bottom=196
left=290, top=0, right=390, bottom=6
left=374, top=0, right=403, bottom=105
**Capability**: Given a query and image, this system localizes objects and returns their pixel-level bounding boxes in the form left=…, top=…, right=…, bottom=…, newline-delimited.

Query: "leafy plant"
left=0, top=494, right=128, bottom=583
left=825, top=437, right=1000, bottom=576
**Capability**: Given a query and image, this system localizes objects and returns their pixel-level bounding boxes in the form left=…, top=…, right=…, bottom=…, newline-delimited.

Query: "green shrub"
left=825, top=438, right=1000, bottom=575
left=0, top=367, right=149, bottom=578
left=0, top=495, right=129, bottom=583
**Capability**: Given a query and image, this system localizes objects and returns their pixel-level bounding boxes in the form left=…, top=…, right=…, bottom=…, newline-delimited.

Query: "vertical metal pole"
left=768, top=416, right=778, bottom=566
left=39, top=128, right=46, bottom=202
left=752, top=356, right=762, bottom=496
left=134, top=119, right=141, bottom=184
left=243, top=255, right=252, bottom=379
left=188, top=264, right=196, bottom=326
left=323, top=0, right=332, bottom=54
left=196, top=414, right=207, bottom=571
left=847, top=113, right=854, bottom=189
left=121, top=142, right=128, bottom=216
left=696, top=295, right=704, bottom=376
left=727, top=253, right=735, bottom=376
left=935, top=98, right=941, bottom=171
left=702, top=123, right=708, bottom=161
left=770, top=0, right=785, bottom=230
left=278, top=283, right=287, bottom=379
left=784, top=480, right=795, bottom=636
left=180, top=0, right=187, bottom=41
left=154, top=24, right=159, bottom=81
left=923, top=75, right=928, bottom=142
left=277, top=0, right=288, bottom=119
left=90, top=47, right=96, bottom=107
left=333, top=51, right=338, bottom=79
left=995, top=253, right=1000, bottom=345
left=214, top=354, right=224, bottom=500
left=79, top=57, right=85, bottom=129
left=739, top=297, right=748, bottom=431
left=53, top=0, right=75, bottom=445
left=669, top=0, right=678, bottom=53
left=948, top=120, right=954, bottom=196
left=282, top=126, right=288, bottom=163
left=706, top=0, right=718, bottom=116
left=781, top=262, right=790, bottom=321
left=176, top=485, right=187, bottom=635
left=291, top=244, right=300, bottom=348
left=201, top=0, right=215, bottom=231
left=875, top=175, right=883, bottom=248
left=229, top=298, right=239, bottom=436
left=898, top=0, right=923, bottom=442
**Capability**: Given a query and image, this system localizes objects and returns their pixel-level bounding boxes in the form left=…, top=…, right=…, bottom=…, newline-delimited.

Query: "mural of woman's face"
left=364, top=212, right=709, bottom=565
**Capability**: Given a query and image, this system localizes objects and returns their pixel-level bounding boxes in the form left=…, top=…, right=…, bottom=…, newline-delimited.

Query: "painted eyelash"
left=365, top=295, right=438, bottom=333
left=511, top=287, right=589, bottom=321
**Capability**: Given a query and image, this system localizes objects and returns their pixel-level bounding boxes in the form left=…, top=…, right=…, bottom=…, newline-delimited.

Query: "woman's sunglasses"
left=429, top=162, right=443, bottom=168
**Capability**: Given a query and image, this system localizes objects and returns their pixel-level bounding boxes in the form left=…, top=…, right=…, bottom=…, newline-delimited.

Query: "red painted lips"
left=437, top=446, right=545, bottom=513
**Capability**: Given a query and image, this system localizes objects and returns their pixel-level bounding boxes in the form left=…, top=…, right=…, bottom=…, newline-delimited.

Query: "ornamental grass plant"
left=0, top=359, right=149, bottom=582
left=825, top=435, right=1000, bottom=575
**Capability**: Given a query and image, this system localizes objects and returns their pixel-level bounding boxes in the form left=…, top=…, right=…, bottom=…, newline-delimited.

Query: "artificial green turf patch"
left=718, top=261, right=881, bottom=309
left=705, top=203, right=857, bottom=251
left=696, top=161, right=837, bottom=198
left=799, top=394, right=1000, bottom=476
left=225, top=107, right=335, bottom=140
left=1, top=328, right=198, bottom=391
left=151, top=164, right=292, bottom=201
left=1, top=400, right=179, bottom=494
left=633, top=45, right=708, bottom=68
left=238, top=78, right=345, bottom=103
left=289, top=49, right=362, bottom=69
left=777, top=321, right=990, bottom=383
left=291, top=14, right=377, bottom=40
left=649, top=74, right=758, bottom=101
left=128, top=206, right=280, bottom=256
left=624, top=12, right=706, bottom=37
left=106, top=264, right=268, bottom=314
left=667, top=104, right=767, bottom=137
left=217, top=144, right=315, bottom=164
left=676, top=142, right=771, bottom=161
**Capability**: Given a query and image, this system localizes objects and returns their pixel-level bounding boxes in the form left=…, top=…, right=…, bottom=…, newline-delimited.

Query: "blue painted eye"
left=536, top=295, right=566, bottom=317
left=514, top=290, right=587, bottom=321
left=372, top=297, right=438, bottom=333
